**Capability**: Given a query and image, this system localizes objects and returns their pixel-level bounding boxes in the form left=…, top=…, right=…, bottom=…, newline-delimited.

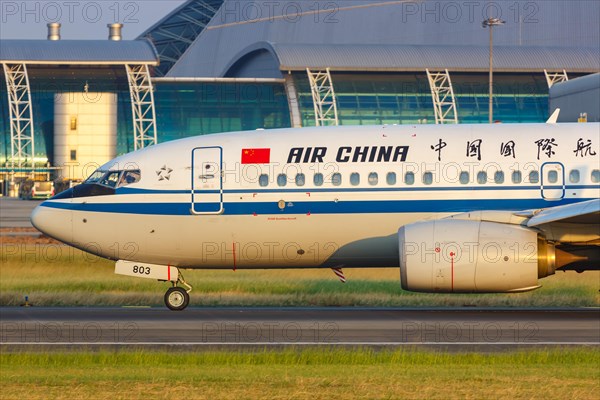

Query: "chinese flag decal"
left=241, top=148, right=270, bottom=164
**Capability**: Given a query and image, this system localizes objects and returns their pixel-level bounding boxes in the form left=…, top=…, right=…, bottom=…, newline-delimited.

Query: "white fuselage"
left=31, top=123, right=600, bottom=270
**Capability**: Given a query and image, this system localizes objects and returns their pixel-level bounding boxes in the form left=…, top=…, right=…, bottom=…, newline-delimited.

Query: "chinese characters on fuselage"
left=284, top=138, right=596, bottom=164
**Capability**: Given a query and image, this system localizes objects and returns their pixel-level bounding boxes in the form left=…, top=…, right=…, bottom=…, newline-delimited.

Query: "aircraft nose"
left=31, top=202, right=73, bottom=244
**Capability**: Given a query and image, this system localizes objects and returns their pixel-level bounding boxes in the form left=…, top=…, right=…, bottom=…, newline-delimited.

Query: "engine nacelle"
left=398, top=220, right=556, bottom=293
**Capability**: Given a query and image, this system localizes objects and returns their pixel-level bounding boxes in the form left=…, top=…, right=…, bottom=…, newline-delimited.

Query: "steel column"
left=306, top=68, right=339, bottom=127
left=426, top=69, right=458, bottom=124
left=2, top=63, right=35, bottom=169
left=126, top=64, right=158, bottom=150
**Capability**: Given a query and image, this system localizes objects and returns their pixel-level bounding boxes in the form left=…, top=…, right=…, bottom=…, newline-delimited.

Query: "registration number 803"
left=132, top=265, right=151, bottom=275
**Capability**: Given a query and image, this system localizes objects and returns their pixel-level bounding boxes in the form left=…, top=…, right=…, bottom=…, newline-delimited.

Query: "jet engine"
left=398, top=220, right=557, bottom=293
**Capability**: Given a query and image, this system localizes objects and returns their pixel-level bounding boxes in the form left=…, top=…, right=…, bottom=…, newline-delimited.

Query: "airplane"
left=31, top=120, right=600, bottom=310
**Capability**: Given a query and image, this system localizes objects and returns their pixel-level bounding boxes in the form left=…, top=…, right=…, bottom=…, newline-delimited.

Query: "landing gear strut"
left=164, top=271, right=192, bottom=311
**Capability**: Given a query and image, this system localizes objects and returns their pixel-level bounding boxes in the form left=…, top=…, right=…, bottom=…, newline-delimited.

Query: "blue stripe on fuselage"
left=39, top=198, right=593, bottom=216
left=116, top=184, right=598, bottom=195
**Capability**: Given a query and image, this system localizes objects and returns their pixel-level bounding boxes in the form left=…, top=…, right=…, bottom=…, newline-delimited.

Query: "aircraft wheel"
left=164, top=287, right=190, bottom=311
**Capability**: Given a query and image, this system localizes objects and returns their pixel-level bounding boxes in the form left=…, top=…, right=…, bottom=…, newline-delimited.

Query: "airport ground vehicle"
left=19, top=180, right=55, bottom=200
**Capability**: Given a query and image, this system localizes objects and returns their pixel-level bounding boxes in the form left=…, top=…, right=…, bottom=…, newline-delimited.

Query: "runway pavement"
left=1, top=307, right=598, bottom=351
left=0, top=198, right=41, bottom=229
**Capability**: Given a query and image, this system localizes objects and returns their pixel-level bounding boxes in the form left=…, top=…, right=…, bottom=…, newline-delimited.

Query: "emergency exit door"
left=191, top=147, right=223, bottom=214
left=540, top=162, right=565, bottom=201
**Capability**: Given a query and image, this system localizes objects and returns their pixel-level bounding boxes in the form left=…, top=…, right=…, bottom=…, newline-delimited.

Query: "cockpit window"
left=84, top=169, right=141, bottom=188
left=120, top=170, right=141, bottom=186
left=85, top=170, right=106, bottom=184
left=53, top=168, right=143, bottom=200
left=100, top=171, right=121, bottom=188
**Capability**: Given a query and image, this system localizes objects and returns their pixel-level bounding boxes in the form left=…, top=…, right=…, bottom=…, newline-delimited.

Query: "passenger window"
left=350, top=173, right=360, bottom=186
left=423, top=172, right=433, bottom=185
left=277, top=174, right=287, bottom=187
left=592, top=170, right=600, bottom=183
left=386, top=172, right=397, bottom=186
left=118, top=170, right=141, bottom=187
left=529, top=171, right=540, bottom=184
left=368, top=172, right=378, bottom=186
left=331, top=173, right=342, bottom=186
left=477, top=171, right=487, bottom=184
left=405, top=172, right=415, bottom=186
left=494, top=171, right=505, bottom=184
left=459, top=171, right=469, bottom=185
left=512, top=171, right=522, bottom=184
left=259, top=174, right=269, bottom=187
left=569, top=170, right=580, bottom=183
left=296, top=173, right=306, bottom=187
left=314, top=173, right=324, bottom=187
left=547, top=170, right=558, bottom=184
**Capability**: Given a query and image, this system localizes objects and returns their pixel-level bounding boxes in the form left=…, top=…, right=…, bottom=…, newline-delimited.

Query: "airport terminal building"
left=1, top=0, right=599, bottom=186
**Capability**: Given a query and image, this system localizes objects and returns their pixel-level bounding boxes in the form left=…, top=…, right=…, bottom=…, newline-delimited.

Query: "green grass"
left=1, top=244, right=599, bottom=307
left=1, top=349, right=598, bottom=399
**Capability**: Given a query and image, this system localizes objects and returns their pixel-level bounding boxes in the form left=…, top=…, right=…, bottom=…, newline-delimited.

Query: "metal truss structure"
left=2, top=63, right=35, bottom=168
left=306, top=68, right=339, bottom=127
left=426, top=69, right=458, bottom=124
left=139, top=0, right=225, bottom=77
left=126, top=64, right=158, bottom=150
left=544, top=69, right=569, bottom=89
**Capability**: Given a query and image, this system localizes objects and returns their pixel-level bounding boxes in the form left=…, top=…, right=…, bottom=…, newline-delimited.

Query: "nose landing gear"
left=164, top=271, right=192, bottom=311
left=165, top=287, right=189, bottom=311
left=114, top=261, right=194, bottom=311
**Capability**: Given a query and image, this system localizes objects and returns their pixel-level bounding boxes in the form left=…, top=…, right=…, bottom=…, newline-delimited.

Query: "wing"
left=527, top=199, right=600, bottom=227
left=524, top=199, right=600, bottom=244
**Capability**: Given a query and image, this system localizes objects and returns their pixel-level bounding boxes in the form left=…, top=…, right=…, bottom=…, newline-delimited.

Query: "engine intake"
left=398, top=220, right=556, bottom=293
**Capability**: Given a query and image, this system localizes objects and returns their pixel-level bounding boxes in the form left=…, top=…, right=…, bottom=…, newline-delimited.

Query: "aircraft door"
left=191, top=147, right=224, bottom=215
left=540, top=162, right=565, bottom=201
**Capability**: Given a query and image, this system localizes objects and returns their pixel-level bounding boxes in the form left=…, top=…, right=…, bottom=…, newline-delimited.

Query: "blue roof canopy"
left=268, top=43, right=600, bottom=73
left=0, top=40, right=159, bottom=65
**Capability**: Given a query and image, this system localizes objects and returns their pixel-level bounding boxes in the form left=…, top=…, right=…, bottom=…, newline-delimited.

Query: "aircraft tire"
left=164, top=287, right=190, bottom=311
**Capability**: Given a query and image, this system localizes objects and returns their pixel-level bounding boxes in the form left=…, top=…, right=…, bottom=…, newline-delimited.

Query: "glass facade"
left=451, top=73, right=550, bottom=124
left=297, top=72, right=434, bottom=126
left=0, top=65, right=130, bottom=165
left=1, top=68, right=577, bottom=167
left=0, top=76, right=291, bottom=164
left=295, top=72, right=555, bottom=127
left=153, top=82, right=291, bottom=147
